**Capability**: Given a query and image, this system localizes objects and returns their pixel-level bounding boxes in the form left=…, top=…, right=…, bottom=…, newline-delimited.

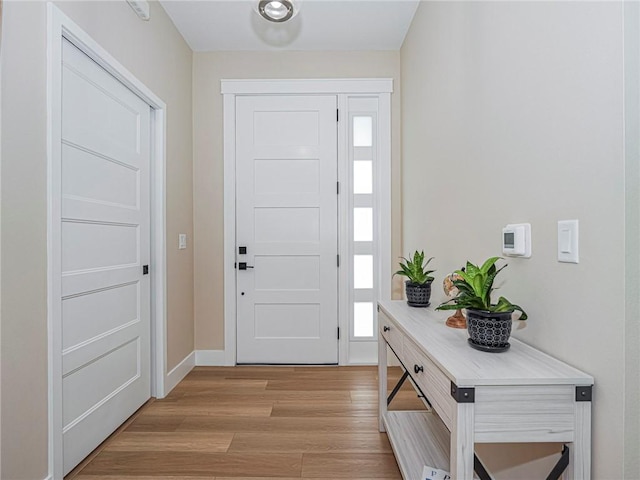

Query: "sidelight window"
left=349, top=109, right=377, bottom=341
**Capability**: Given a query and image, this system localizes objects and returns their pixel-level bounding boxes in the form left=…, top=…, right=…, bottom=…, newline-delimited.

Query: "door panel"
left=254, top=159, right=319, bottom=194
left=61, top=38, right=151, bottom=474
left=254, top=256, right=320, bottom=290
left=61, top=221, right=138, bottom=271
left=254, top=304, right=321, bottom=338
left=62, top=144, right=139, bottom=207
left=236, top=95, right=338, bottom=364
left=62, top=282, right=139, bottom=350
left=63, top=339, right=140, bottom=426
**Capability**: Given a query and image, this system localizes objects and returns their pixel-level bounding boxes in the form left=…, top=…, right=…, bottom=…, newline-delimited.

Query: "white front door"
left=236, top=95, right=338, bottom=364
left=61, top=39, right=151, bottom=474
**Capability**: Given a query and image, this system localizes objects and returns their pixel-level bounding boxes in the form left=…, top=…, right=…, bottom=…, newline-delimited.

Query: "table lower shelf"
left=382, top=410, right=450, bottom=480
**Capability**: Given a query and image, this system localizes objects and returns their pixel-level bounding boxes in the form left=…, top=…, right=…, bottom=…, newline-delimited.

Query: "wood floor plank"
left=302, top=453, right=401, bottom=478
left=80, top=452, right=302, bottom=477
left=177, top=415, right=380, bottom=434
left=181, top=389, right=351, bottom=403
left=105, top=432, right=234, bottom=453
left=75, top=476, right=215, bottom=480
left=125, top=414, right=186, bottom=432
left=388, top=394, right=429, bottom=410
left=266, top=379, right=378, bottom=391
left=228, top=432, right=392, bottom=454
left=144, top=402, right=273, bottom=417
left=173, top=378, right=269, bottom=389
left=270, top=402, right=377, bottom=417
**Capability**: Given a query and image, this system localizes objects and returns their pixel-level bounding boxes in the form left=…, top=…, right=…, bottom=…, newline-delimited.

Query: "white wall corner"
left=165, top=351, right=195, bottom=395
left=195, top=350, right=226, bottom=366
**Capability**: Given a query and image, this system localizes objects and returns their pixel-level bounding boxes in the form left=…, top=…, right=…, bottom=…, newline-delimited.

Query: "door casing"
left=47, top=6, right=168, bottom=479
left=222, top=79, right=393, bottom=366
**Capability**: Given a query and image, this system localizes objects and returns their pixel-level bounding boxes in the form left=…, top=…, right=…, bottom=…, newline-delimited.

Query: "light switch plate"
left=178, top=233, right=187, bottom=250
left=558, top=220, right=578, bottom=263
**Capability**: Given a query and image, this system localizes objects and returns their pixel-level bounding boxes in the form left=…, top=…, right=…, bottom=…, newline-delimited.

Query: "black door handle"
left=383, top=326, right=390, bottom=332
left=414, top=364, right=424, bottom=374
left=238, top=262, right=254, bottom=270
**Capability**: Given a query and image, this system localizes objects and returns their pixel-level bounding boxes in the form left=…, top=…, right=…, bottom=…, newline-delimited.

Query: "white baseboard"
left=165, top=351, right=195, bottom=395
left=195, top=349, right=226, bottom=366
left=43, top=475, right=53, bottom=480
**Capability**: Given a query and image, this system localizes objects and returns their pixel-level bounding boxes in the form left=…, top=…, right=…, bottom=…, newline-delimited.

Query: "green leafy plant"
left=436, top=257, right=527, bottom=319
left=394, top=251, right=435, bottom=285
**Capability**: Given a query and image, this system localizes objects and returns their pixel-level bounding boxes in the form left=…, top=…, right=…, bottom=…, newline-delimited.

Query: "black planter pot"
left=466, top=309, right=513, bottom=352
left=405, top=280, right=432, bottom=307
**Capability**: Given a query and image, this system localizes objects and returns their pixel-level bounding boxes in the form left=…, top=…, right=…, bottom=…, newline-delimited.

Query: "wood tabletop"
left=379, top=300, right=594, bottom=387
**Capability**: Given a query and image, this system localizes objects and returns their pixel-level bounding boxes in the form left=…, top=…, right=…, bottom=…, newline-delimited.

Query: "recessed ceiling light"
left=256, top=0, right=299, bottom=23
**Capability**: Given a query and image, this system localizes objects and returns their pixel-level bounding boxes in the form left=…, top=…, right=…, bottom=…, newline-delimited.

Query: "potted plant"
left=394, top=251, right=435, bottom=307
left=436, top=257, right=527, bottom=352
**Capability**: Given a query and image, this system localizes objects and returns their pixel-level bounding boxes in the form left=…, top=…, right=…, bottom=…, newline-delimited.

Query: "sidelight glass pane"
left=354, top=302, right=374, bottom=337
left=353, top=161, right=372, bottom=194
left=354, top=208, right=373, bottom=242
left=353, top=116, right=373, bottom=147
left=354, top=255, right=373, bottom=289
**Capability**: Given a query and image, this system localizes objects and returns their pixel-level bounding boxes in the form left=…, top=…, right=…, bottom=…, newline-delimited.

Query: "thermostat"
left=502, top=223, right=531, bottom=258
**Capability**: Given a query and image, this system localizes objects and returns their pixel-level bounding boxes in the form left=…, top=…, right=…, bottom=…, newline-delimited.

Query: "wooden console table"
left=378, top=300, right=593, bottom=480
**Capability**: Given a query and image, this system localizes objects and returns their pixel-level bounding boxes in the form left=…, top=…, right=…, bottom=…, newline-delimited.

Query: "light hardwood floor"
left=67, top=365, right=426, bottom=479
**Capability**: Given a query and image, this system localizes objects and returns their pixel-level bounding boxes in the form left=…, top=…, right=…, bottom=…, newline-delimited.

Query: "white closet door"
left=61, top=39, right=151, bottom=474
left=236, top=95, right=338, bottom=364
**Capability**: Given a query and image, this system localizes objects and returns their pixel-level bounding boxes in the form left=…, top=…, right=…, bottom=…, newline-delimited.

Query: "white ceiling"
left=159, top=0, right=420, bottom=52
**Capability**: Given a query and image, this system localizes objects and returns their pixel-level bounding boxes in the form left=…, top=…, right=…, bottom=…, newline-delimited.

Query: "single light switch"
left=560, top=227, right=572, bottom=253
left=178, top=233, right=187, bottom=250
left=558, top=220, right=578, bottom=263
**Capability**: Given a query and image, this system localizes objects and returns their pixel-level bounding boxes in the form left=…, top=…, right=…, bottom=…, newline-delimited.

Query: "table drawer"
left=403, top=337, right=455, bottom=430
left=379, top=310, right=404, bottom=358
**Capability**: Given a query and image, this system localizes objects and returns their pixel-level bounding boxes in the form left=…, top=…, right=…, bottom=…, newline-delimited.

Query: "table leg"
left=451, top=402, right=475, bottom=479
left=378, top=335, right=388, bottom=433
left=564, top=401, right=591, bottom=479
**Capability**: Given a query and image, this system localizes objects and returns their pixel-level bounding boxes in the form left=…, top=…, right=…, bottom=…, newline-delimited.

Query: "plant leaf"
left=395, top=251, right=435, bottom=284
left=455, top=270, right=473, bottom=285
left=471, top=275, right=484, bottom=299
left=493, top=296, right=514, bottom=312
left=465, top=261, right=480, bottom=278
left=480, top=256, right=501, bottom=274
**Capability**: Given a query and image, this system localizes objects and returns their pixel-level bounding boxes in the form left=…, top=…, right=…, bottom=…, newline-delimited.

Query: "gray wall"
left=401, top=1, right=639, bottom=478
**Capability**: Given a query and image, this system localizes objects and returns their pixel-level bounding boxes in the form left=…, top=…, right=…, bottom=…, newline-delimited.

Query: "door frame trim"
left=46, top=5, right=168, bottom=478
left=222, top=79, right=393, bottom=366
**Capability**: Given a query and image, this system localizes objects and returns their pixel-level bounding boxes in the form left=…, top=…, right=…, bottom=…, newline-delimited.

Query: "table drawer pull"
left=383, top=326, right=390, bottom=332
left=414, top=364, right=424, bottom=374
